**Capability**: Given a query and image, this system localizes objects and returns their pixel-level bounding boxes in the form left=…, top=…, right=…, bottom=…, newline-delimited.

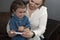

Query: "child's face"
left=15, top=8, right=26, bottom=18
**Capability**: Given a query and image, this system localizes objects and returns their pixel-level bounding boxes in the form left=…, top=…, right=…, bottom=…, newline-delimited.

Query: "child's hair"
left=10, top=0, right=26, bottom=13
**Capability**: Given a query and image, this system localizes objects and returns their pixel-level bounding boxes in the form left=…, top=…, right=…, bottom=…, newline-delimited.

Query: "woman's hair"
left=10, top=0, right=26, bottom=13
left=39, top=0, right=45, bottom=8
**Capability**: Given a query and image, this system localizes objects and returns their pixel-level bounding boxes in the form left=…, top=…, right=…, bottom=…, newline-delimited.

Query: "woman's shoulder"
left=40, top=6, right=47, bottom=10
left=38, top=6, right=47, bottom=16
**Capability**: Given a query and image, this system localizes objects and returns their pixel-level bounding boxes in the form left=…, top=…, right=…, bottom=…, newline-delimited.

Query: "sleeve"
left=32, top=7, right=48, bottom=37
left=9, top=19, right=17, bottom=31
left=25, top=17, right=31, bottom=29
left=6, top=20, right=16, bottom=37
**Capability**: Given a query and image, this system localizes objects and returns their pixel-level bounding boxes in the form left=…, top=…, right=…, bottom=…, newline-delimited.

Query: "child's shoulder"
left=23, top=16, right=29, bottom=21
left=9, top=17, right=15, bottom=22
left=24, top=16, right=28, bottom=19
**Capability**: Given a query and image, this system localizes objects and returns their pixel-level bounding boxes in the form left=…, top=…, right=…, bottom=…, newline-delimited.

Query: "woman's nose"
left=31, top=3, right=35, bottom=7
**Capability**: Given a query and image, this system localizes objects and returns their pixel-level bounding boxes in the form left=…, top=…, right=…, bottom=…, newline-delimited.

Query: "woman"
left=7, top=0, right=48, bottom=40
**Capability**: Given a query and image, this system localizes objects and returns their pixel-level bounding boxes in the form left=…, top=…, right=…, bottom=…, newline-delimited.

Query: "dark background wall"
left=0, top=0, right=60, bottom=21
left=0, top=0, right=14, bottom=12
left=45, top=0, right=60, bottom=21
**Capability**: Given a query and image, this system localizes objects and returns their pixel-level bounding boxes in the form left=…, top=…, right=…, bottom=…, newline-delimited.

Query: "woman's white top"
left=26, top=6, right=48, bottom=40
left=7, top=6, right=48, bottom=40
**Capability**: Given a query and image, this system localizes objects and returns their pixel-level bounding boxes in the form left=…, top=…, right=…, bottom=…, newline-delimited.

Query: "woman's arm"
left=21, top=7, right=48, bottom=39
left=32, top=7, right=48, bottom=37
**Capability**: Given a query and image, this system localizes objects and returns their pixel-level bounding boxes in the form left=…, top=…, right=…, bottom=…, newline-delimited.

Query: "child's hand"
left=8, top=30, right=16, bottom=37
left=24, top=28, right=30, bottom=33
left=10, top=30, right=16, bottom=34
left=18, top=26, right=24, bottom=32
left=21, top=30, right=34, bottom=38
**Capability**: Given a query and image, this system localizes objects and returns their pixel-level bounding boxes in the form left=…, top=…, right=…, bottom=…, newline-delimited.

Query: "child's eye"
left=19, top=11, right=26, bottom=13
left=31, top=0, right=34, bottom=2
left=19, top=12, right=22, bottom=13
left=23, top=11, right=26, bottom=13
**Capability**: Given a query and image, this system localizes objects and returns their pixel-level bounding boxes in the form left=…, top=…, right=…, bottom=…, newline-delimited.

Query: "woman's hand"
left=22, top=30, right=34, bottom=38
left=8, top=30, right=16, bottom=37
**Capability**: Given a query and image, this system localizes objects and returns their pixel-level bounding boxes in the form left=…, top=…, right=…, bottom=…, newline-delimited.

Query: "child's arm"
left=8, top=19, right=17, bottom=37
left=7, top=22, right=16, bottom=37
left=9, top=19, right=17, bottom=31
left=8, top=30, right=16, bottom=37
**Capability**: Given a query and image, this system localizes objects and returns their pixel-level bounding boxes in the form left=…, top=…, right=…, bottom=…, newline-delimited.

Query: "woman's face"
left=29, top=0, right=43, bottom=10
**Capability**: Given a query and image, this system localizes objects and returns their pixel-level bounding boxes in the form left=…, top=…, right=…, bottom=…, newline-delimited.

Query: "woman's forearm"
left=33, top=9, right=48, bottom=36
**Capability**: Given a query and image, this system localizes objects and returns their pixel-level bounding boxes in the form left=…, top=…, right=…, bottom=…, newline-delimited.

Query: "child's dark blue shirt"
left=9, top=14, right=31, bottom=40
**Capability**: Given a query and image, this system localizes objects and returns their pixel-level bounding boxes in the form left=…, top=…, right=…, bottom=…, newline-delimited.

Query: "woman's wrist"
left=31, top=31, right=35, bottom=38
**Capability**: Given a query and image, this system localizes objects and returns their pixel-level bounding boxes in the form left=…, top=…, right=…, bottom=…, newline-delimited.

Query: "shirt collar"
left=12, top=13, right=24, bottom=21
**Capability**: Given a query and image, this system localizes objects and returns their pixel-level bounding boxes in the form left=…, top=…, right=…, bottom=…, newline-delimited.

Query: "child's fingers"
left=10, top=31, right=16, bottom=34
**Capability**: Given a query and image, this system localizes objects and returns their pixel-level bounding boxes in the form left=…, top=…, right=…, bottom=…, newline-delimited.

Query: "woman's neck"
left=27, top=4, right=36, bottom=17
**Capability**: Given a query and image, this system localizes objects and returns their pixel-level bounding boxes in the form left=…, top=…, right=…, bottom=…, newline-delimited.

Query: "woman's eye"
left=35, top=3, right=39, bottom=5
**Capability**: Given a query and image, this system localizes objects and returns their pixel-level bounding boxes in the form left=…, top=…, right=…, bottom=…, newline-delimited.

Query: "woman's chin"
left=30, top=7, right=35, bottom=10
left=29, top=6, right=36, bottom=10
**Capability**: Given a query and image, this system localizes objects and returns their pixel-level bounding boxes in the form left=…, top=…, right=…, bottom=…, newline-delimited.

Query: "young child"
left=9, top=0, right=31, bottom=40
